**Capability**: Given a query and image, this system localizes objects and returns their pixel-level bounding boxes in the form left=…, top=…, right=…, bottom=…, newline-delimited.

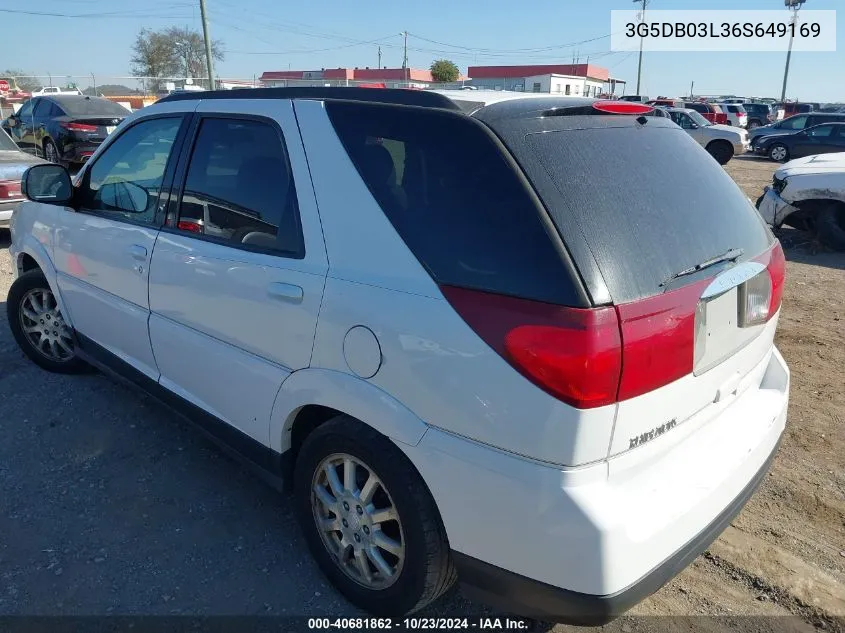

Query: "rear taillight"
left=439, top=286, right=622, bottom=409
left=0, top=179, right=22, bottom=199
left=441, top=242, right=786, bottom=409
left=592, top=100, right=654, bottom=115
left=177, top=220, right=203, bottom=233
left=615, top=279, right=711, bottom=401
left=60, top=121, right=98, bottom=132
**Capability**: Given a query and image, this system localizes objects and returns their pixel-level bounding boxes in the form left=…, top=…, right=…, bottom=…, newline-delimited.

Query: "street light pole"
left=780, top=0, right=806, bottom=102
left=199, top=0, right=215, bottom=89
left=400, top=31, right=408, bottom=86
left=633, top=0, right=648, bottom=95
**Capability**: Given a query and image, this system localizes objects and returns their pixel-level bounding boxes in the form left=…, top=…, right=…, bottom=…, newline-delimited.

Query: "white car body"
left=7, top=90, right=789, bottom=623
left=715, top=103, right=749, bottom=128
left=758, top=152, right=845, bottom=226
left=32, top=87, right=83, bottom=96
left=663, top=108, right=749, bottom=157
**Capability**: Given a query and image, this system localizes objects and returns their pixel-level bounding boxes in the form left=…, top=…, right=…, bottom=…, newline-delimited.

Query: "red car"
left=684, top=102, right=728, bottom=125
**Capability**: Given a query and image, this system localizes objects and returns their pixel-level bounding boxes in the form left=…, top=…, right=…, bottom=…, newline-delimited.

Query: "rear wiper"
left=660, top=248, right=744, bottom=287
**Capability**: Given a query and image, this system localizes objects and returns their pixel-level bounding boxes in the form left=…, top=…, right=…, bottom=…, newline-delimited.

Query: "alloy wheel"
left=45, top=142, right=58, bottom=163
left=311, top=453, right=405, bottom=590
left=771, top=145, right=788, bottom=162
left=18, top=288, right=74, bottom=362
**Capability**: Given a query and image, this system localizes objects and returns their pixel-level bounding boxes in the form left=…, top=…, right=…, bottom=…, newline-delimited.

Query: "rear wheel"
left=748, top=119, right=762, bottom=129
left=6, top=270, right=90, bottom=373
left=815, top=202, right=845, bottom=251
left=769, top=143, right=789, bottom=163
left=706, top=141, right=734, bottom=165
left=295, top=416, right=455, bottom=616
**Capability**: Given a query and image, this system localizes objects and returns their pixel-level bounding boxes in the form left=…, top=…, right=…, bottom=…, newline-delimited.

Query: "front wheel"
left=295, top=416, right=456, bottom=616
left=6, top=270, right=91, bottom=373
left=43, top=138, right=59, bottom=164
left=706, top=141, right=734, bottom=165
left=769, top=143, right=789, bottom=163
left=815, top=202, right=845, bottom=251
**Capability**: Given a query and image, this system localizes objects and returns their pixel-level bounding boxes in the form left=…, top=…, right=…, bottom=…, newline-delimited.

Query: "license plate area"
left=694, top=263, right=768, bottom=376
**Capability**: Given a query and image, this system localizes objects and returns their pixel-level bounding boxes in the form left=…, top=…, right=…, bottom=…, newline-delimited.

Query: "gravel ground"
left=0, top=155, right=843, bottom=632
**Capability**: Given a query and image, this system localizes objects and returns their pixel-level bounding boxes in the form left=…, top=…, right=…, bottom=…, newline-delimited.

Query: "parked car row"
left=1, top=94, right=128, bottom=168
left=4, top=88, right=791, bottom=624
left=750, top=113, right=845, bottom=161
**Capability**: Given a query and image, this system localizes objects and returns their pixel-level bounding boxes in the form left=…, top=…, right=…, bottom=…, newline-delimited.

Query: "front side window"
left=16, top=99, right=36, bottom=119
left=78, top=116, right=182, bottom=223
left=781, top=115, right=808, bottom=130
left=176, top=117, right=304, bottom=256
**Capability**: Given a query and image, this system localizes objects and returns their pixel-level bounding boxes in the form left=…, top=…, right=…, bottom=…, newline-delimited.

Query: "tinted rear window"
left=326, top=101, right=583, bottom=306
left=52, top=97, right=130, bottom=117
left=484, top=117, right=772, bottom=303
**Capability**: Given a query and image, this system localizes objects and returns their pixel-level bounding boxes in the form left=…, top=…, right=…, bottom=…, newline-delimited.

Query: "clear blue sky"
left=2, top=0, right=843, bottom=100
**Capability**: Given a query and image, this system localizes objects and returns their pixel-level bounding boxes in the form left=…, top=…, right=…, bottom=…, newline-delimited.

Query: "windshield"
left=687, top=110, right=711, bottom=127
left=0, top=128, right=19, bottom=151
left=51, top=97, right=130, bottom=117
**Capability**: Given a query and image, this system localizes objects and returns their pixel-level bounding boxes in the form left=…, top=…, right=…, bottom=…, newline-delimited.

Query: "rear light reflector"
left=0, top=179, right=22, bottom=199
left=439, top=286, right=622, bottom=409
left=60, top=121, right=98, bottom=132
left=592, top=100, right=654, bottom=115
left=759, top=240, right=786, bottom=317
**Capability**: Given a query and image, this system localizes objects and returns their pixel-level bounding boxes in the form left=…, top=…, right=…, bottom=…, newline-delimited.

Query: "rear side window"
left=326, top=101, right=582, bottom=305
left=488, top=119, right=772, bottom=303
left=781, top=115, right=808, bottom=130
left=176, top=117, right=304, bottom=257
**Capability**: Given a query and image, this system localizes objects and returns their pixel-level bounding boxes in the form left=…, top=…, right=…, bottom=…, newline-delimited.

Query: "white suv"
left=6, top=89, right=790, bottom=624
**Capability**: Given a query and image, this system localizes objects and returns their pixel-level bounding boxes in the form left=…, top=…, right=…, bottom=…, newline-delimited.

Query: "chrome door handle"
left=128, top=244, right=148, bottom=260
left=267, top=282, right=303, bottom=304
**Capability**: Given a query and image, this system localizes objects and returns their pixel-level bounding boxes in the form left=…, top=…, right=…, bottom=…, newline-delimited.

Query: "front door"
left=9, top=98, right=37, bottom=153
left=53, top=115, right=188, bottom=378
left=147, top=100, right=327, bottom=445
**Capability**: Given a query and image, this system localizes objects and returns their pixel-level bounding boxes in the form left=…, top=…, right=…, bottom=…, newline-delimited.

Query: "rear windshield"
left=52, top=97, right=130, bottom=117
left=484, top=117, right=772, bottom=303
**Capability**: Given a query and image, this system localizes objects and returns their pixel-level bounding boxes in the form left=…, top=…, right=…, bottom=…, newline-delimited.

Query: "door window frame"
left=73, top=112, right=191, bottom=228
left=161, top=112, right=306, bottom=260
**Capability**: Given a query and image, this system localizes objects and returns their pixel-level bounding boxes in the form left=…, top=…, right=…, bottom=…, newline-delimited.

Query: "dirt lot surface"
left=0, top=154, right=842, bottom=632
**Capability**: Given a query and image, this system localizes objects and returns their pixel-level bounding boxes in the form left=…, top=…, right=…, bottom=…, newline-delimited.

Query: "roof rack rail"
left=156, top=86, right=462, bottom=110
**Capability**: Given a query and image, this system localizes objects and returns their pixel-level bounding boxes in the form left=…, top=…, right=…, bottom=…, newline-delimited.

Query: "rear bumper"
left=453, top=434, right=780, bottom=625
left=402, top=347, right=789, bottom=624
left=0, top=200, right=21, bottom=227
left=60, top=140, right=101, bottom=164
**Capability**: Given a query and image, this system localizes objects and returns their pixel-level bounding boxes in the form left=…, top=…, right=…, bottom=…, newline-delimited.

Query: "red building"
left=260, top=67, right=466, bottom=88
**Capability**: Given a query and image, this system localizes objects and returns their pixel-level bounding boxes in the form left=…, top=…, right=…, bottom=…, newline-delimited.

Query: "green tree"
left=0, top=69, right=42, bottom=92
left=430, top=59, right=460, bottom=83
left=130, top=27, right=224, bottom=86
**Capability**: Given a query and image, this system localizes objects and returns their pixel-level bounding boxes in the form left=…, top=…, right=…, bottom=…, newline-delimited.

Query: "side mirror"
left=7, top=116, right=18, bottom=128
left=22, top=164, right=73, bottom=205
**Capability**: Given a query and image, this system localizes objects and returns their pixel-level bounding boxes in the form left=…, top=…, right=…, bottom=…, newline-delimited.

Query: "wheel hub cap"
left=311, top=453, right=405, bottom=589
left=19, top=288, right=75, bottom=362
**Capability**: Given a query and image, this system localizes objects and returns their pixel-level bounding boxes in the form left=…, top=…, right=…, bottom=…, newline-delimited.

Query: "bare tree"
left=130, top=27, right=224, bottom=86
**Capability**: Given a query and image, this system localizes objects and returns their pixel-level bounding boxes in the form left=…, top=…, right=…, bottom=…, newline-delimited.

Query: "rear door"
left=792, top=124, right=837, bottom=157
left=147, top=99, right=327, bottom=445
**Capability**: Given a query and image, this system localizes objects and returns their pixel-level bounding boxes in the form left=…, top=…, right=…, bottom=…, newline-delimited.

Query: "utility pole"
left=781, top=0, right=806, bottom=102
left=690, top=80, right=694, bottom=99
left=378, top=46, right=382, bottom=69
left=401, top=31, right=408, bottom=86
left=634, top=0, right=649, bottom=95
left=199, top=0, right=215, bottom=90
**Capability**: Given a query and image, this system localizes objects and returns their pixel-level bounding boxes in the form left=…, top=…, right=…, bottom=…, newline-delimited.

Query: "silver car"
left=664, top=108, right=749, bottom=165
left=0, top=128, right=45, bottom=229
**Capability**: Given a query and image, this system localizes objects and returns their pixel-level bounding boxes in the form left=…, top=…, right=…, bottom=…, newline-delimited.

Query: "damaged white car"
left=757, top=152, right=845, bottom=251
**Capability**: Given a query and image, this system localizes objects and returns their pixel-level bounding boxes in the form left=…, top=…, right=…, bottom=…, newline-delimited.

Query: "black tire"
left=769, top=143, right=790, bottom=163
left=6, top=269, right=91, bottom=374
left=748, top=119, right=762, bottom=129
left=706, top=141, right=734, bottom=165
left=815, top=202, right=845, bottom=251
left=294, top=416, right=456, bottom=616
left=43, top=138, right=59, bottom=164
